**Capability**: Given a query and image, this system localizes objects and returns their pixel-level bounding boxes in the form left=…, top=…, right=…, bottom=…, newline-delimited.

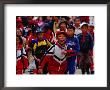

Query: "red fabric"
left=16, top=59, right=23, bottom=74
left=23, top=57, right=29, bottom=69
left=27, top=34, right=33, bottom=44
left=89, top=50, right=94, bottom=71
left=66, top=50, right=76, bottom=56
left=16, top=17, right=22, bottom=22
left=81, top=32, right=87, bottom=43
left=90, top=62, right=94, bottom=71
left=66, top=50, right=73, bottom=53
left=17, top=44, right=22, bottom=50
left=89, top=50, right=93, bottom=56
left=40, top=56, right=67, bottom=74
left=28, top=20, right=34, bottom=25
left=33, top=69, right=38, bottom=74
left=44, top=29, right=53, bottom=42
left=80, top=16, right=89, bottom=23
left=16, top=23, right=23, bottom=29
left=77, top=56, right=80, bottom=65
left=16, top=57, right=29, bottom=74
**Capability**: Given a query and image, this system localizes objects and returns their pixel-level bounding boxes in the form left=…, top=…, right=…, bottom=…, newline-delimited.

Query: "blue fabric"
left=77, top=33, right=93, bottom=53
left=31, top=39, right=36, bottom=43
left=68, top=56, right=76, bottom=74
left=66, top=36, right=80, bottom=53
left=66, top=35, right=80, bottom=74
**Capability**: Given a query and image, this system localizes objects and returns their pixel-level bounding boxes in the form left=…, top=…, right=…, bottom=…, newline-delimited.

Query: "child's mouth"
left=60, top=39, right=65, bottom=43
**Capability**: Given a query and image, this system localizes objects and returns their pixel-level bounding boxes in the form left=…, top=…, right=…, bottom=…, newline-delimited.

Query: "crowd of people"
left=16, top=16, right=94, bottom=74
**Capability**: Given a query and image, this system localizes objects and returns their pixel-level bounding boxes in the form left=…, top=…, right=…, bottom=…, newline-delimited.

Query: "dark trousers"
left=80, top=52, right=90, bottom=74
left=67, top=56, right=76, bottom=74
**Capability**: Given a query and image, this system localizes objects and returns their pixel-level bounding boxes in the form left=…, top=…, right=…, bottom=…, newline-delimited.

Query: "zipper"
left=58, top=61, right=61, bottom=71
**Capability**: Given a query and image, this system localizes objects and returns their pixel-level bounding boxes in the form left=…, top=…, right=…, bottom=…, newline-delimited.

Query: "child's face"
left=39, top=17, right=43, bottom=21
left=60, top=23, right=66, bottom=30
left=37, top=33, right=44, bottom=40
left=57, top=34, right=66, bottom=45
left=75, top=19, right=80, bottom=26
left=67, top=29, right=74, bottom=37
left=17, top=30, right=22, bottom=36
left=81, top=26, right=88, bottom=33
left=88, top=26, right=94, bottom=32
left=46, top=16, right=52, bottom=21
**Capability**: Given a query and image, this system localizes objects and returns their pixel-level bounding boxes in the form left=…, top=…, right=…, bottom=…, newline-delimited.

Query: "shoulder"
left=87, top=32, right=93, bottom=38
left=31, top=39, right=37, bottom=43
left=74, top=35, right=78, bottom=38
left=74, top=35, right=79, bottom=42
left=77, top=33, right=82, bottom=38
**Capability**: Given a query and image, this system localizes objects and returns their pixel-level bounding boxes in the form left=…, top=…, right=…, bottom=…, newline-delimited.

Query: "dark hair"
left=59, top=21, right=68, bottom=28
left=74, top=17, right=80, bottom=22
left=16, top=35, right=23, bottom=44
left=81, top=24, right=88, bottom=28
left=67, top=25, right=75, bottom=31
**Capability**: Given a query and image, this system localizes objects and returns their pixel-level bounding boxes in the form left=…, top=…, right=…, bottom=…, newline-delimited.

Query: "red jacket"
left=40, top=55, right=67, bottom=74
left=40, top=43, right=68, bottom=74
left=16, top=44, right=29, bottom=74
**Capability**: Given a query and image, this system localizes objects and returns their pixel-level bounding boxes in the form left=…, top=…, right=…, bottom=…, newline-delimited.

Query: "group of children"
left=16, top=16, right=94, bottom=74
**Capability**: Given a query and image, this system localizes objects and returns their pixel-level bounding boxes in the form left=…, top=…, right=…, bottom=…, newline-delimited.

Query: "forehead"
left=67, top=28, right=74, bottom=31
left=17, top=30, right=22, bottom=33
left=81, top=25, right=88, bottom=29
left=75, top=18, right=80, bottom=22
left=58, top=34, right=66, bottom=37
left=60, top=23, right=66, bottom=25
left=37, top=32, right=44, bottom=35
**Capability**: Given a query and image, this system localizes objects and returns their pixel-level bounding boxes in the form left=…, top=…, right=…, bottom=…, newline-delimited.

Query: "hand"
left=61, top=50, right=67, bottom=55
left=66, top=50, right=74, bottom=54
left=34, top=56, right=40, bottom=62
left=38, top=69, right=43, bottom=74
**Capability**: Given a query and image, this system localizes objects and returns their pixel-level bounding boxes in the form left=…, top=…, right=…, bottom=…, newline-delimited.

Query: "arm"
left=89, top=34, right=94, bottom=50
left=33, top=43, right=37, bottom=52
left=38, top=45, right=55, bottom=74
left=74, top=37, right=80, bottom=53
left=38, top=55, right=50, bottom=74
left=46, top=39, right=52, bottom=47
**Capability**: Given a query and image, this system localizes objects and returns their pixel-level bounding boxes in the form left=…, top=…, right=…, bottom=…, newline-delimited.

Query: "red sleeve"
left=40, top=56, right=50, bottom=69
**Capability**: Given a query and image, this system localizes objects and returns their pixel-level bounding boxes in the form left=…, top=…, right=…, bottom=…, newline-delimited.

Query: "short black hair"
left=74, top=17, right=80, bottom=22
left=59, top=21, right=68, bottom=28
left=81, top=24, right=88, bottom=28
left=16, top=35, right=23, bottom=44
left=67, top=25, right=75, bottom=31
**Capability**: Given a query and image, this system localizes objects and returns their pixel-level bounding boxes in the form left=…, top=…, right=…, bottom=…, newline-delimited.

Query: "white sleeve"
left=22, top=47, right=26, bottom=55
left=17, top=50, right=21, bottom=57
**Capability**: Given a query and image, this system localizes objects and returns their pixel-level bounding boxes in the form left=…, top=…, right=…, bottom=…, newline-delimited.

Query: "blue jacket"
left=77, top=33, right=93, bottom=53
left=66, top=35, right=80, bottom=54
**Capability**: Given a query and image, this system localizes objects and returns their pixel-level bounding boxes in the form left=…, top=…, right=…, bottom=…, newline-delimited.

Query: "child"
left=66, top=25, right=80, bottom=74
left=57, top=21, right=68, bottom=32
left=16, top=17, right=23, bottom=29
left=33, top=27, right=51, bottom=74
left=88, top=23, right=94, bottom=41
left=74, top=17, right=82, bottom=68
left=16, top=36, right=29, bottom=74
left=88, top=23, right=94, bottom=74
left=25, top=51, right=38, bottom=74
left=38, top=31, right=68, bottom=74
left=74, top=17, right=82, bottom=35
left=77, top=22, right=93, bottom=74
left=43, top=23, right=54, bottom=44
